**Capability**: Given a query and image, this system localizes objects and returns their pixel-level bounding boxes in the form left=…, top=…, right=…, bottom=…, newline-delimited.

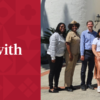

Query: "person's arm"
left=66, top=42, right=73, bottom=61
left=92, top=45, right=97, bottom=57
left=92, top=38, right=99, bottom=57
left=92, top=44, right=100, bottom=61
left=49, top=34, right=57, bottom=63
left=80, top=32, right=85, bottom=61
left=66, top=33, right=73, bottom=61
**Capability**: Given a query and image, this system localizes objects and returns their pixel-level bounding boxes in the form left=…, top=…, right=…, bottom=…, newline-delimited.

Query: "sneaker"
left=97, top=86, right=100, bottom=93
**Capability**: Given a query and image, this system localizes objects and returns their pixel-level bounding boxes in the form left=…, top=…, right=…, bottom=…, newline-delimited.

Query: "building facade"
left=41, top=0, right=100, bottom=55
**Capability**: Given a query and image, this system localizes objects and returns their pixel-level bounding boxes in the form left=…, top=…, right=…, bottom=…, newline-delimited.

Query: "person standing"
left=47, top=23, right=66, bottom=93
left=92, top=29, right=100, bottom=93
left=80, top=20, right=97, bottom=91
left=65, top=21, right=80, bottom=92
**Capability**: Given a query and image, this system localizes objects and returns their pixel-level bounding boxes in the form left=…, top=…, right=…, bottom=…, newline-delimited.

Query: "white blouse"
left=92, top=37, right=100, bottom=51
left=47, top=32, right=66, bottom=60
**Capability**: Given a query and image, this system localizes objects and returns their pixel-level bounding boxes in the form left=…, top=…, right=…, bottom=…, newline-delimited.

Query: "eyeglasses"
left=60, top=26, right=66, bottom=29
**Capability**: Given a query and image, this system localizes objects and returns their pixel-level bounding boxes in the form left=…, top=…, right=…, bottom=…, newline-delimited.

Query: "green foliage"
left=41, top=27, right=69, bottom=44
left=41, top=27, right=55, bottom=44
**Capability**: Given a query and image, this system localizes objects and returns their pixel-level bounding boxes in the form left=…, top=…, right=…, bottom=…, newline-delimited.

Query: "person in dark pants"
left=47, top=23, right=66, bottom=93
left=47, top=55, right=63, bottom=90
left=80, top=20, right=97, bottom=91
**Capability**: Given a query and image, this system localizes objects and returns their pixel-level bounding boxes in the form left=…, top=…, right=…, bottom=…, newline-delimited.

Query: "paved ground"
left=41, top=61, right=100, bottom=100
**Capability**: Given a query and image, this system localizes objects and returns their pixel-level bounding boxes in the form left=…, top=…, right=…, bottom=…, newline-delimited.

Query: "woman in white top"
left=47, top=23, right=66, bottom=93
left=92, top=29, right=100, bottom=93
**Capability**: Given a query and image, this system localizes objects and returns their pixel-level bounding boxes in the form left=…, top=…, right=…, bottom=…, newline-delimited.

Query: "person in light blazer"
left=47, top=23, right=66, bottom=93
left=65, top=21, right=80, bottom=92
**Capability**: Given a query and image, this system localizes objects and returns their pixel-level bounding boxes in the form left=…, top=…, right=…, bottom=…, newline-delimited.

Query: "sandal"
left=54, top=87, right=62, bottom=91
left=49, top=89, right=59, bottom=93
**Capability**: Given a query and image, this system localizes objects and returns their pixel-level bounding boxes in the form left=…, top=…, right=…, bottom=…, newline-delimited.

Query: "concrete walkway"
left=41, top=61, right=100, bottom=100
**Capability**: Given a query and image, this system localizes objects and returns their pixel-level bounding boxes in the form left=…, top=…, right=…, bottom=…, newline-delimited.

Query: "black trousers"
left=47, top=54, right=63, bottom=89
left=81, top=50, right=95, bottom=85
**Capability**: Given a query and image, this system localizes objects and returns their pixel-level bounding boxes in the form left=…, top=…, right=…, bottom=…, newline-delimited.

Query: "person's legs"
left=54, top=56, right=63, bottom=88
left=87, top=56, right=95, bottom=85
left=70, top=55, right=78, bottom=86
left=97, top=78, right=100, bottom=92
left=81, top=54, right=88, bottom=85
left=65, top=54, right=74, bottom=87
left=47, top=55, right=56, bottom=89
left=97, top=79, right=100, bottom=86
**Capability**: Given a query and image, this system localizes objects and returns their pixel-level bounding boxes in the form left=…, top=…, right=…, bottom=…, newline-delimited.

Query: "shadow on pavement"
left=92, top=84, right=97, bottom=88
left=58, top=84, right=97, bottom=91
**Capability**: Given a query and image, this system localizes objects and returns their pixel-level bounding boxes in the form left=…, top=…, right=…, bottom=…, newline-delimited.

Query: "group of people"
left=47, top=20, right=100, bottom=93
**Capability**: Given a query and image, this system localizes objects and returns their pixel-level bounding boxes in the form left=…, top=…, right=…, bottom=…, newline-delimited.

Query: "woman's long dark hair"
left=55, top=23, right=66, bottom=38
left=97, top=29, right=100, bottom=39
